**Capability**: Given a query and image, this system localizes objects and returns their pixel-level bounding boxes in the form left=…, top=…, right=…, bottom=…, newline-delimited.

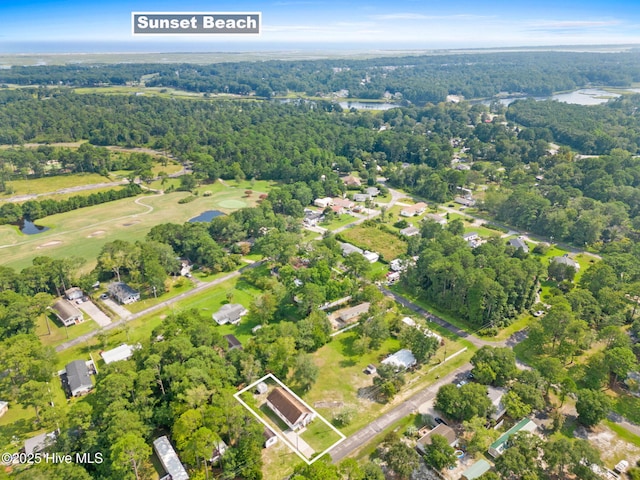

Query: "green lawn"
left=300, top=419, right=344, bottom=454
left=604, top=420, right=640, bottom=448
left=124, top=276, right=195, bottom=314
left=3, top=173, right=114, bottom=197
left=321, top=214, right=358, bottom=231
left=340, top=225, right=407, bottom=262
left=611, top=394, right=640, bottom=425
left=37, top=313, right=99, bottom=349
left=0, top=179, right=270, bottom=272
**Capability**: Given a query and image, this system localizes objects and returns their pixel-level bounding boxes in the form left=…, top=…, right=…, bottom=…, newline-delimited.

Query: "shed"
left=153, top=436, right=189, bottom=480
left=255, top=382, right=268, bottom=394
left=263, top=428, right=278, bottom=448
left=461, top=459, right=492, bottom=480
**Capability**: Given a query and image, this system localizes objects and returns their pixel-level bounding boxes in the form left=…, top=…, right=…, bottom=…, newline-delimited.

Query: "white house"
left=381, top=349, right=417, bottom=370
left=153, top=436, right=189, bottom=480
left=363, top=250, right=379, bottom=263
left=314, top=197, right=333, bottom=208
left=101, top=344, right=140, bottom=364
left=266, top=387, right=315, bottom=431
left=212, top=303, right=248, bottom=325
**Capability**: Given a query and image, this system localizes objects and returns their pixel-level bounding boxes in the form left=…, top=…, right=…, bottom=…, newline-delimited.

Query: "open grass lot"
left=262, top=441, right=300, bottom=480
left=339, top=224, right=407, bottom=261
left=611, top=394, right=640, bottom=425
left=124, top=276, right=195, bottom=314
left=36, top=313, right=99, bottom=349
left=0, top=180, right=269, bottom=272
left=320, top=214, right=357, bottom=231
left=299, top=419, right=343, bottom=454
left=2, top=173, right=116, bottom=197
left=302, top=324, right=473, bottom=437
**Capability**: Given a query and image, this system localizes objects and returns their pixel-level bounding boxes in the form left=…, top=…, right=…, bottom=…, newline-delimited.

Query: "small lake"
left=188, top=210, right=225, bottom=223
left=477, top=87, right=632, bottom=107
left=18, top=218, right=49, bottom=235
left=339, top=101, right=399, bottom=111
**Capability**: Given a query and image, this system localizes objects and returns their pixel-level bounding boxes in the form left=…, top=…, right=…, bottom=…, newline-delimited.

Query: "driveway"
left=101, top=298, right=132, bottom=320
left=283, top=429, right=315, bottom=459
left=77, top=300, right=112, bottom=327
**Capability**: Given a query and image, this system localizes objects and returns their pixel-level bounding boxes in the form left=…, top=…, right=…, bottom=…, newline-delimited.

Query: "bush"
left=178, top=195, right=197, bottom=204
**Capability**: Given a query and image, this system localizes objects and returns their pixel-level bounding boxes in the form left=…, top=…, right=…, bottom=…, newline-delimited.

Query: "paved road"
left=55, top=261, right=264, bottom=352
left=330, top=363, right=473, bottom=462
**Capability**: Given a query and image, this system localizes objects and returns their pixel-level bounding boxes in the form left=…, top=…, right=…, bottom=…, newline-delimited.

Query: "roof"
left=462, top=459, right=492, bottom=479
left=224, top=334, right=242, bottom=350
left=417, top=424, right=457, bottom=448
left=65, top=360, right=92, bottom=394
left=341, top=175, right=361, bottom=186
left=338, top=302, right=370, bottom=320
left=365, top=187, right=380, bottom=196
left=489, top=418, right=537, bottom=456
left=64, top=287, right=83, bottom=299
left=463, top=232, right=479, bottom=240
left=153, top=436, right=189, bottom=480
left=101, top=344, right=137, bottom=364
left=400, top=226, right=420, bottom=236
left=24, top=431, right=57, bottom=456
left=551, top=255, right=580, bottom=269
left=340, top=242, right=364, bottom=256
left=108, top=282, right=139, bottom=298
left=508, top=237, right=529, bottom=251
left=212, top=303, right=247, bottom=324
left=0, top=401, right=7, bottom=410
left=333, top=197, right=354, bottom=208
left=382, top=349, right=416, bottom=369
left=424, top=213, right=446, bottom=223
left=267, top=387, right=312, bottom=427
left=401, top=202, right=427, bottom=214
left=263, top=427, right=277, bottom=441
left=51, top=299, right=82, bottom=322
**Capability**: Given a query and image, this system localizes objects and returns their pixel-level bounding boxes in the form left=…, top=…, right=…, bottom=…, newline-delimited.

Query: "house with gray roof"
left=381, top=349, right=417, bottom=370
left=51, top=299, right=83, bottom=327
left=551, top=254, right=580, bottom=271
left=340, top=242, right=364, bottom=256
left=508, top=236, right=529, bottom=253
left=400, top=225, right=420, bottom=237
left=107, top=282, right=140, bottom=304
left=24, top=431, right=58, bottom=455
left=64, top=360, right=93, bottom=397
left=212, top=303, right=248, bottom=325
left=153, top=436, right=189, bottom=480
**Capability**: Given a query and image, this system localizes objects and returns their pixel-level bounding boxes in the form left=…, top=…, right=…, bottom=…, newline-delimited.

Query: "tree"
left=423, top=433, right=456, bottom=471
left=399, top=326, right=439, bottom=363
left=604, top=346, right=637, bottom=387
left=462, top=416, right=500, bottom=455
left=471, top=346, right=517, bottom=386
left=576, top=389, right=611, bottom=427
left=110, top=433, right=151, bottom=480
left=291, top=354, right=319, bottom=392
left=435, top=383, right=493, bottom=421
left=17, top=380, right=50, bottom=423
left=494, top=432, right=542, bottom=480
left=380, top=439, right=420, bottom=480
left=343, top=252, right=372, bottom=278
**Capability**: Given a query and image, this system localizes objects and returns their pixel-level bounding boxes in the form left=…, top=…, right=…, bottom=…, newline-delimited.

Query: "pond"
left=188, top=210, right=225, bottom=223
left=338, top=101, right=399, bottom=110
left=18, top=218, right=50, bottom=235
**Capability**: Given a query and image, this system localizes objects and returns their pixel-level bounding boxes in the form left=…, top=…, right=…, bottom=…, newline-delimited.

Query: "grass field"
left=340, top=225, right=407, bottom=261
left=320, top=214, right=357, bottom=231
left=0, top=179, right=270, bottom=272
left=2, top=173, right=115, bottom=197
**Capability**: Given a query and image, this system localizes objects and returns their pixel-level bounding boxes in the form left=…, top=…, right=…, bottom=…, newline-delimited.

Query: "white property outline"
left=234, top=373, right=346, bottom=465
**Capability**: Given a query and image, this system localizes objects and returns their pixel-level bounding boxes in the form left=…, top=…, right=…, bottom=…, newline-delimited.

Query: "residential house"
left=423, top=213, right=447, bottom=225
left=333, top=197, right=355, bottom=210
left=400, top=202, right=428, bottom=217
left=551, top=254, right=580, bottom=271
left=353, top=193, right=371, bottom=202
left=461, top=460, right=492, bottom=480
left=454, top=196, right=476, bottom=207
left=463, top=232, right=481, bottom=248
left=107, top=282, right=140, bottom=304
left=0, top=401, right=7, bottom=418
left=416, top=424, right=457, bottom=454
left=508, top=237, right=529, bottom=253
left=266, top=387, right=316, bottom=431
left=386, top=271, right=400, bottom=284
left=313, top=197, right=333, bottom=209
left=212, top=303, right=248, bottom=325
left=331, top=205, right=345, bottom=215
left=381, top=349, right=417, bottom=370
left=341, top=175, right=362, bottom=188
left=263, top=428, right=278, bottom=448
left=210, top=439, right=227, bottom=464
left=488, top=418, right=538, bottom=457
left=390, top=258, right=408, bottom=272
left=340, top=242, right=364, bottom=257
left=24, top=431, right=58, bottom=455
left=365, top=187, right=380, bottom=197
left=487, top=386, right=507, bottom=422
left=400, top=225, right=420, bottom=237
left=303, top=210, right=324, bottom=227
left=153, top=436, right=189, bottom=480
left=338, top=303, right=370, bottom=323
left=51, top=299, right=84, bottom=327
left=224, top=334, right=242, bottom=351
left=64, top=287, right=84, bottom=301
left=64, top=360, right=93, bottom=397
left=101, top=344, right=140, bottom=364
left=401, top=317, right=417, bottom=328
left=363, top=250, right=379, bottom=263
left=424, top=328, right=443, bottom=344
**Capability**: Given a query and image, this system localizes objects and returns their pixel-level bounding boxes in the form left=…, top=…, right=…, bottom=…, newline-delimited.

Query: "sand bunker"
left=122, top=220, right=140, bottom=227
left=37, top=240, right=62, bottom=248
left=87, top=230, right=106, bottom=238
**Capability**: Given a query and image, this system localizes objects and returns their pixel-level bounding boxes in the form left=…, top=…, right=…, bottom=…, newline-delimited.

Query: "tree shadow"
left=339, top=359, right=356, bottom=368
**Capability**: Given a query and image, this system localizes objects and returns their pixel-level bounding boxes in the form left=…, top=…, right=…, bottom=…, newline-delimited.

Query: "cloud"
left=526, top=19, right=622, bottom=32
left=272, top=1, right=324, bottom=5
left=369, top=13, right=493, bottom=21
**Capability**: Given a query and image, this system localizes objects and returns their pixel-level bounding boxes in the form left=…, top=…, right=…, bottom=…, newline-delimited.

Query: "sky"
left=1, top=0, right=640, bottom=52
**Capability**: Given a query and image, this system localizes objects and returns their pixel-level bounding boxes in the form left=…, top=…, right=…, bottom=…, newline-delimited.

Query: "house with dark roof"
left=266, top=387, right=316, bottom=431
left=508, top=237, right=529, bottom=253
left=107, top=282, right=140, bottom=304
left=153, top=436, right=189, bottom=480
left=64, top=360, right=93, bottom=397
left=416, top=424, right=458, bottom=454
left=212, top=303, right=248, bottom=325
left=224, top=334, right=242, bottom=351
left=51, top=299, right=84, bottom=327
